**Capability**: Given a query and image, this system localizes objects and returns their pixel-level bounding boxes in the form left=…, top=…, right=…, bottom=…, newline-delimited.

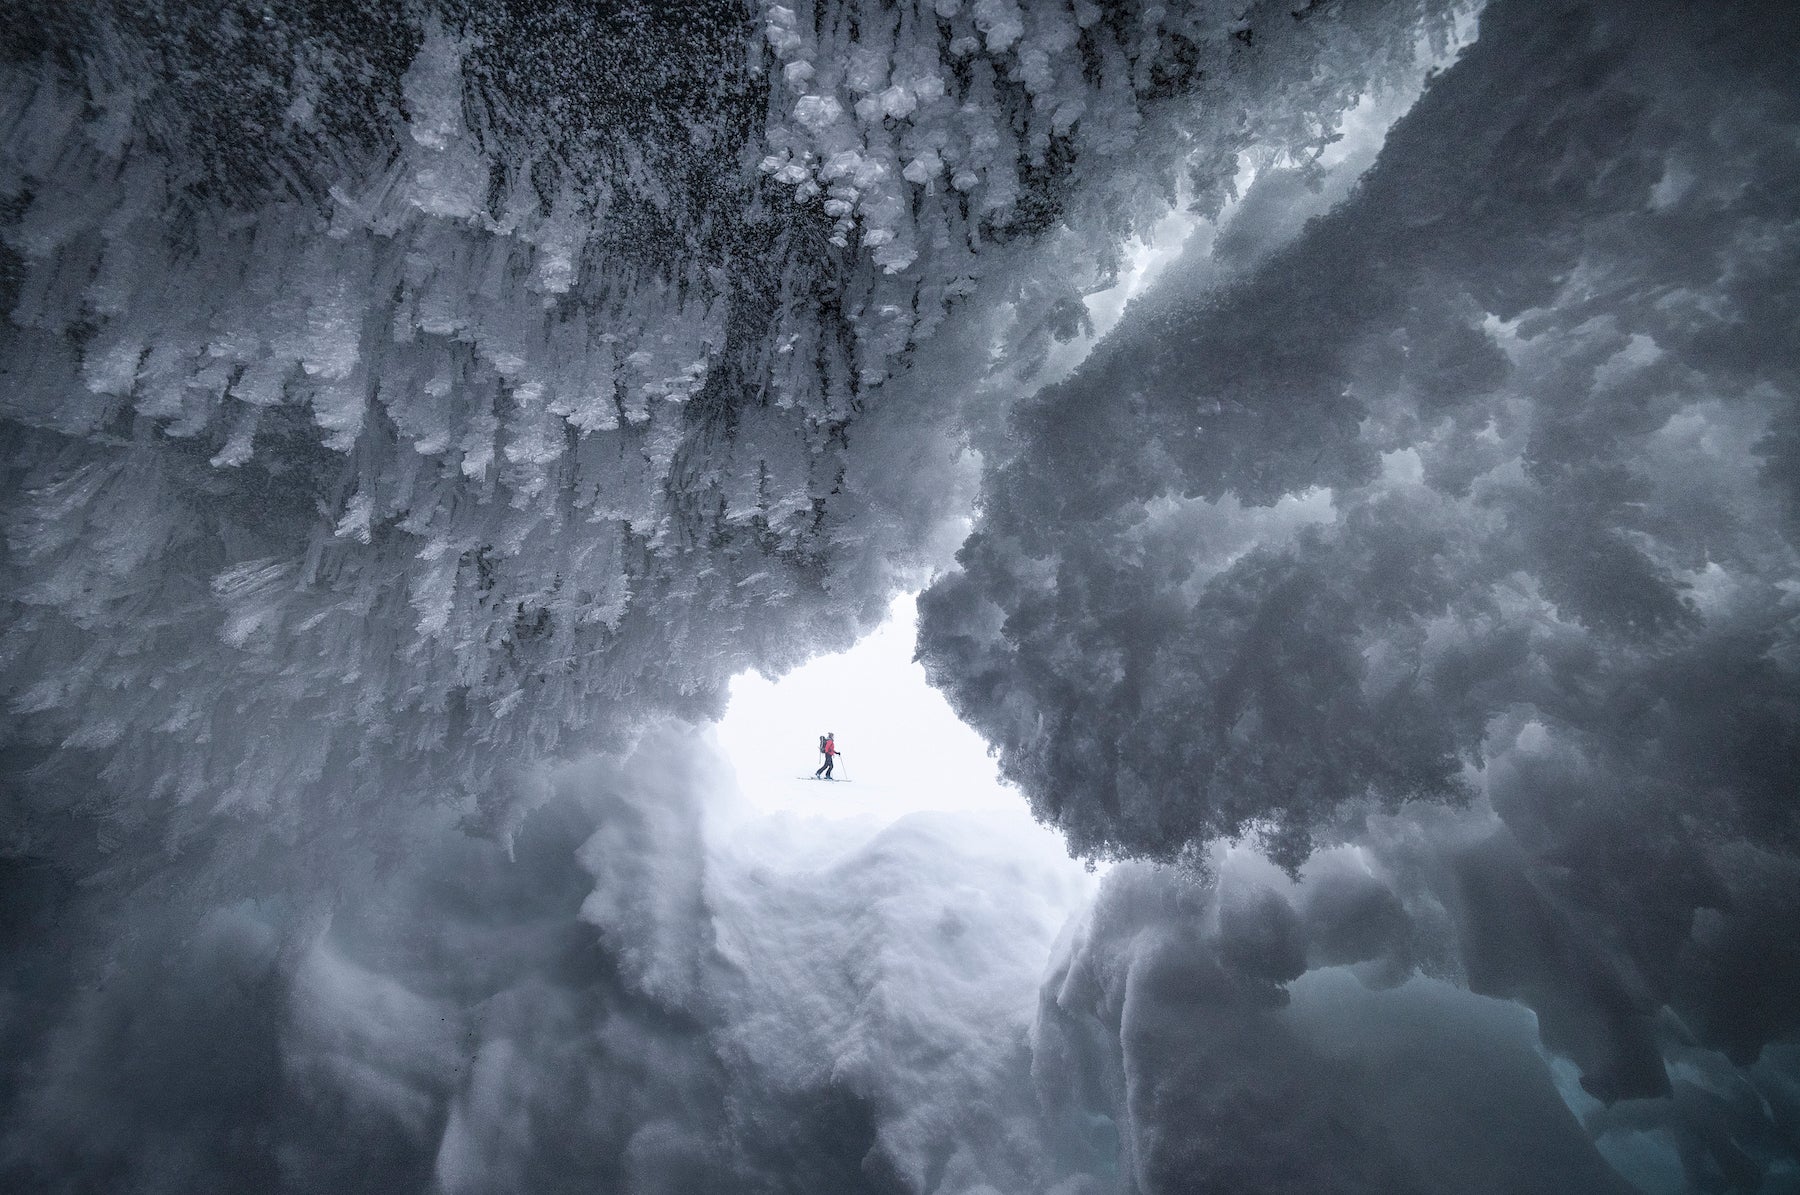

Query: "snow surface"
left=4, top=0, right=1800, bottom=1192
left=713, top=592, right=1030, bottom=822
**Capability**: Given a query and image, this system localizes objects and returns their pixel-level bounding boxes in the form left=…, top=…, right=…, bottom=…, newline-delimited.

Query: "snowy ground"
left=714, top=594, right=1037, bottom=822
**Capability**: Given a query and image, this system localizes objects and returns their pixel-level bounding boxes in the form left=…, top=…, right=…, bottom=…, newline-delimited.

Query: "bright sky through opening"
left=713, top=593, right=1029, bottom=822
left=705, top=72, right=1451, bottom=833
left=707, top=211, right=1201, bottom=831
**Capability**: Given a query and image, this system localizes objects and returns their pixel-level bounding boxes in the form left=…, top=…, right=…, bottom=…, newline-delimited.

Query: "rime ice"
left=3, top=1, right=1797, bottom=1192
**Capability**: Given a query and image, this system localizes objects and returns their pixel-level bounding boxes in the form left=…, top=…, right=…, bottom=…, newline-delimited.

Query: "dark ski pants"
left=815, top=756, right=834, bottom=778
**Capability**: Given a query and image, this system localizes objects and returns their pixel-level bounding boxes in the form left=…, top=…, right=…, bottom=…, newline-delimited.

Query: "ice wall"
left=7, top=0, right=1797, bottom=1191
left=0, top=0, right=1452, bottom=866
left=919, top=0, right=1800, bottom=1186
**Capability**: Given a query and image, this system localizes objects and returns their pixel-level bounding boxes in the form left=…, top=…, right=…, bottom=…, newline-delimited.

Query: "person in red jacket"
left=813, top=732, right=842, bottom=779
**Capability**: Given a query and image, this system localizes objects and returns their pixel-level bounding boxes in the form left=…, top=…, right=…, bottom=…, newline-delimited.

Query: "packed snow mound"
left=1034, top=852, right=1646, bottom=1194
left=0, top=0, right=1455, bottom=858
left=0, top=729, right=1095, bottom=1193
left=2, top=730, right=1648, bottom=1194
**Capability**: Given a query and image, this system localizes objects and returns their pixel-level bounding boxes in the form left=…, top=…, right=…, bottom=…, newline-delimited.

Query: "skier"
left=814, top=732, right=842, bottom=780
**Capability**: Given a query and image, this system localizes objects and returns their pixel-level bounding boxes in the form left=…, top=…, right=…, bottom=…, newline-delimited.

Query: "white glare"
left=711, top=593, right=1030, bottom=825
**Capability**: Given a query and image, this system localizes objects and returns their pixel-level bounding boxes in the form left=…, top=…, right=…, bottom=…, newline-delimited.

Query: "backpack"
left=818, top=734, right=828, bottom=753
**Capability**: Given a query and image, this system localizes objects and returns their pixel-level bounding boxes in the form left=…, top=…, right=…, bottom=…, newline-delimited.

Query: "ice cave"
left=2, top=0, right=1798, bottom=1191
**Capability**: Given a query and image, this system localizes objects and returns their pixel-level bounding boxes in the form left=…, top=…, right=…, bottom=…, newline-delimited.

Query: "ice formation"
left=919, top=0, right=1800, bottom=1184
left=1, top=0, right=1451, bottom=855
left=3, top=0, right=1797, bottom=1192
